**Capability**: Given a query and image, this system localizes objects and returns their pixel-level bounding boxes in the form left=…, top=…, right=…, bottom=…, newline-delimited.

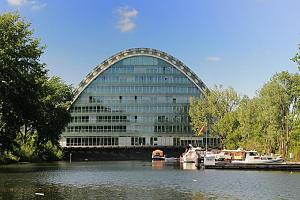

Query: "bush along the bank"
left=12, top=132, right=63, bottom=162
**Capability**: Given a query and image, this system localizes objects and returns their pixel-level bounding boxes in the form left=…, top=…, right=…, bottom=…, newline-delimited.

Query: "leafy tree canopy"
left=189, top=72, right=300, bottom=160
left=189, top=85, right=241, bottom=147
left=0, top=12, right=73, bottom=161
left=292, top=43, right=300, bottom=71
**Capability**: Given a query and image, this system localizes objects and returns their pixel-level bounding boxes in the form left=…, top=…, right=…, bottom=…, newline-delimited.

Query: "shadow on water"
left=0, top=162, right=68, bottom=173
left=0, top=184, right=220, bottom=200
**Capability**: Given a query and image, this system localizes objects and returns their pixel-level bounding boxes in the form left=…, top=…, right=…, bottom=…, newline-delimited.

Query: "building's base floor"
left=63, top=147, right=186, bottom=161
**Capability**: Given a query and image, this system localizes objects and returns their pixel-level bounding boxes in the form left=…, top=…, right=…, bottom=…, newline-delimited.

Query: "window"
left=65, top=55, right=203, bottom=147
left=66, top=138, right=70, bottom=146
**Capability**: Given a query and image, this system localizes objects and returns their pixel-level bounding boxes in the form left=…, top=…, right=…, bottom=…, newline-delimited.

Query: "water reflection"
left=181, top=163, right=197, bottom=170
left=152, top=160, right=198, bottom=170
left=152, top=160, right=164, bottom=170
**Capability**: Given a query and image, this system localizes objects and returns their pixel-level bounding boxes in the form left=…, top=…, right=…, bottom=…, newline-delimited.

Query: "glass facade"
left=61, top=50, right=219, bottom=148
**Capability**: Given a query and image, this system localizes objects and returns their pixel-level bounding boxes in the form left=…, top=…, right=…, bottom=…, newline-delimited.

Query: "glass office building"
left=61, top=48, right=219, bottom=148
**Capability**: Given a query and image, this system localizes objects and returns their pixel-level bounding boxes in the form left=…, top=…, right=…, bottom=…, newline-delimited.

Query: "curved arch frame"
left=72, top=48, right=208, bottom=103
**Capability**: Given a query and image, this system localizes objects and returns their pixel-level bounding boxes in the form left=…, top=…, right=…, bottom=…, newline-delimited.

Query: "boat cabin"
left=220, top=149, right=259, bottom=160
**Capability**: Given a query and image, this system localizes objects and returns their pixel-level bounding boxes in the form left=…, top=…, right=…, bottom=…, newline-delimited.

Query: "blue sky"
left=1, top=0, right=300, bottom=97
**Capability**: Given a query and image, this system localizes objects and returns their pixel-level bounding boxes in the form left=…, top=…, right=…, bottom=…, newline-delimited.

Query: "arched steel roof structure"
left=72, top=48, right=208, bottom=103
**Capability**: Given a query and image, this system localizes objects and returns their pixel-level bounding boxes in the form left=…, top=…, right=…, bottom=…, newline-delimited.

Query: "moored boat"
left=231, top=150, right=284, bottom=164
left=152, top=149, right=165, bottom=160
left=181, top=145, right=205, bottom=163
left=215, top=149, right=284, bottom=164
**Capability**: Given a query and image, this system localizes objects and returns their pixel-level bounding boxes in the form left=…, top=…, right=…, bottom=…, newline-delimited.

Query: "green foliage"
left=35, top=76, right=72, bottom=147
left=189, top=72, right=300, bottom=160
left=234, top=98, right=265, bottom=152
left=0, top=151, right=19, bottom=163
left=0, top=12, right=72, bottom=162
left=189, top=85, right=241, bottom=147
left=38, top=140, right=64, bottom=161
left=15, top=132, right=37, bottom=161
left=291, top=43, right=300, bottom=71
left=13, top=131, right=63, bottom=162
left=0, top=12, right=46, bottom=152
left=257, top=72, right=300, bottom=156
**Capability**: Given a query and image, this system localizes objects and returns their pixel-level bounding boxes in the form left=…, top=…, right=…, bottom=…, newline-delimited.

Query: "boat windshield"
left=248, top=151, right=258, bottom=156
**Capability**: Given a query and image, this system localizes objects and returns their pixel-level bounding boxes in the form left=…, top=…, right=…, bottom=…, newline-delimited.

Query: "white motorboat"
left=231, top=150, right=284, bottom=164
left=181, top=145, right=205, bottom=163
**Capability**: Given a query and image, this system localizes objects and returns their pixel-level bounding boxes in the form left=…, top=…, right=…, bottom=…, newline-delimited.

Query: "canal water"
left=0, top=161, right=299, bottom=200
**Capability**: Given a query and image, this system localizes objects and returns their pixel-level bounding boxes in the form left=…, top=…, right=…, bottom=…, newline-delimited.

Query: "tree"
left=258, top=72, right=300, bottom=157
left=0, top=12, right=46, bottom=152
left=189, top=85, right=241, bottom=147
left=0, top=12, right=73, bottom=161
left=35, top=77, right=72, bottom=147
left=234, top=97, right=265, bottom=152
left=291, top=43, right=300, bottom=71
left=290, top=43, right=300, bottom=160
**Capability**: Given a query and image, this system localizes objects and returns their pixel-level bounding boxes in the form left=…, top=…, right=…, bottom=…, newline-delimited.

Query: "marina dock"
left=196, top=162, right=300, bottom=171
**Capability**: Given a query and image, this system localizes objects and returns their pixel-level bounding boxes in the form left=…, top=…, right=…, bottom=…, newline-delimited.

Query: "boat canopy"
left=152, top=150, right=164, bottom=157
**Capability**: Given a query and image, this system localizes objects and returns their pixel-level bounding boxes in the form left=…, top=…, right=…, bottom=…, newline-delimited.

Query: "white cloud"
left=207, top=56, right=222, bottom=62
left=30, top=1, right=46, bottom=10
left=116, top=7, right=138, bottom=32
left=7, top=0, right=27, bottom=6
left=7, top=0, right=46, bottom=10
